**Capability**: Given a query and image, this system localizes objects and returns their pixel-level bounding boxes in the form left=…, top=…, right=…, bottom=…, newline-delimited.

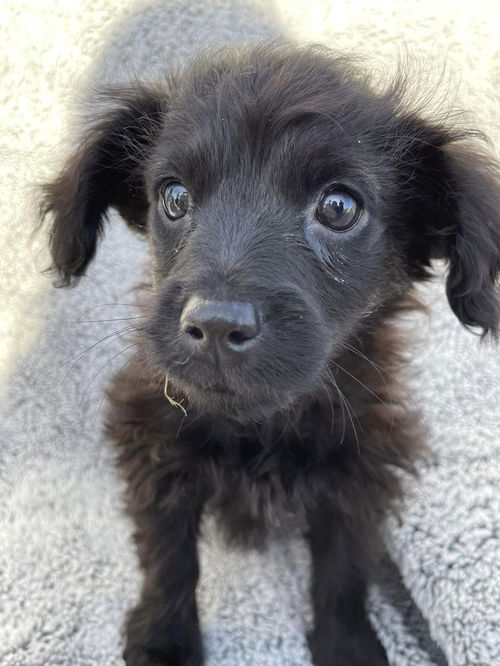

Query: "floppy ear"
left=41, top=85, right=167, bottom=286
left=418, top=139, right=500, bottom=339
left=438, top=144, right=500, bottom=338
left=404, top=127, right=500, bottom=338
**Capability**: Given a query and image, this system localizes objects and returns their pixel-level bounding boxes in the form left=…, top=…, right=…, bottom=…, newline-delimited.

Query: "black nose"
left=180, top=297, right=260, bottom=356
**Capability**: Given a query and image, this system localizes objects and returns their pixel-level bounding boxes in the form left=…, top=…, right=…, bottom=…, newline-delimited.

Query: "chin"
left=168, top=374, right=297, bottom=424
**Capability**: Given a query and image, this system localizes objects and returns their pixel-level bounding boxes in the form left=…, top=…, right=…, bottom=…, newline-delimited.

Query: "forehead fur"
left=149, top=43, right=459, bottom=202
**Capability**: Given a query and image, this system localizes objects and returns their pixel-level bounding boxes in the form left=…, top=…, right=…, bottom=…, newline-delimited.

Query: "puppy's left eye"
left=160, top=182, right=191, bottom=220
left=316, top=189, right=361, bottom=231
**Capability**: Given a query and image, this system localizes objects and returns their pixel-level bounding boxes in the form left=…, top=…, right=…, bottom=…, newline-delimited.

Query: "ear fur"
left=41, top=85, right=167, bottom=286
left=437, top=142, right=500, bottom=338
left=398, top=116, right=500, bottom=338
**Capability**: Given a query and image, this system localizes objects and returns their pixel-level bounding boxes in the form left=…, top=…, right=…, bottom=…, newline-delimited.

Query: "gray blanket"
left=1, top=1, right=499, bottom=665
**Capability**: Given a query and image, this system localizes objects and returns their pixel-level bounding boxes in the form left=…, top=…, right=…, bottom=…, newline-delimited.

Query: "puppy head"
left=42, top=44, right=500, bottom=421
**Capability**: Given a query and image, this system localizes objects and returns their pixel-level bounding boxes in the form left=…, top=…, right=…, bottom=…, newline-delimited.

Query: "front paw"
left=123, top=644, right=168, bottom=666
left=124, top=605, right=203, bottom=666
left=308, top=626, right=388, bottom=666
left=123, top=643, right=202, bottom=666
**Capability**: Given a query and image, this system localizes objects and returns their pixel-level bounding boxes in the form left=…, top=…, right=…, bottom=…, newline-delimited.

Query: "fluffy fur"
left=41, top=43, right=500, bottom=666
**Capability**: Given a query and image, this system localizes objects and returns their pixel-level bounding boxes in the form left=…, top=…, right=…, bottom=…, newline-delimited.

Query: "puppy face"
left=42, top=44, right=500, bottom=421
left=143, top=68, right=405, bottom=420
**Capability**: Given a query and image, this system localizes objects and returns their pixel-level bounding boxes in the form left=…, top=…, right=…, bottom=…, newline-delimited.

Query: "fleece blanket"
left=1, top=1, right=499, bottom=665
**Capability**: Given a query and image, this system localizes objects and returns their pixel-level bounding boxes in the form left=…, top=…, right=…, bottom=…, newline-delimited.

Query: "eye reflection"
left=161, top=182, right=191, bottom=220
left=315, top=189, right=361, bottom=231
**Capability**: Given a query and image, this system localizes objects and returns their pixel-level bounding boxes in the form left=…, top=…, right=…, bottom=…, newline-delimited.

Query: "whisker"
left=325, top=365, right=364, bottom=433
left=66, top=329, right=140, bottom=385
left=271, top=409, right=291, bottom=447
left=175, top=411, right=189, bottom=440
left=321, top=367, right=345, bottom=444
left=342, top=342, right=394, bottom=406
left=70, top=316, right=145, bottom=323
left=172, top=352, right=195, bottom=367
left=79, top=342, right=137, bottom=408
left=318, top=377, right=335, bottom=435
left=252, top=423, right=266, bottom=448
left=323, top=365, right=363, bottom=449
left=88, top=302, right=140, bottom=310
left=53, top=325, right=138, bottom=376
left=331, top=359, right=386, bottom=404
left=337, top=385, right=361, bottom=455
left=342, top=340, right=430, bottom=432
left=338, top=389, right=346, bottom=445
left=88, top=350, right=140, bottom=431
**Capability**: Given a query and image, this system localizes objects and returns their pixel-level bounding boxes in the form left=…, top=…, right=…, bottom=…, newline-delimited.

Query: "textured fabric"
left=1, top=1, right=499, bottom=665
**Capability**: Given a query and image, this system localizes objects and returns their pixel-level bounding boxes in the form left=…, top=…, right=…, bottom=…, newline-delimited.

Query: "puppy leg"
left=123, top=494, right=204, bottom=666
left=306, top=510, right=388, bottom=666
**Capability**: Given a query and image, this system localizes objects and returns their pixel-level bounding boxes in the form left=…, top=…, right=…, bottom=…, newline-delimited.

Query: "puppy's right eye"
left=160, top=182, right=191, bottom=220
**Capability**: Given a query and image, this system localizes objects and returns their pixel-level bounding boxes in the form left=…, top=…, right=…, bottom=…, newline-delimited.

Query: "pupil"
left=320, top=191, right=357, bottom=228
left=325, top=196, right=345, bottom=220
left=176, top=189, right=188, bottom=212
left=165, top=184, right=189, bottom=218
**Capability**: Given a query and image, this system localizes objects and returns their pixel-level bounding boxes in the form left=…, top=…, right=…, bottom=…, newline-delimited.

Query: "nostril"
left=180, top=297, right=261, bottom=353
left=187, top=326, right=204, bottom=340
left=228, top=330, right=250, bottom=345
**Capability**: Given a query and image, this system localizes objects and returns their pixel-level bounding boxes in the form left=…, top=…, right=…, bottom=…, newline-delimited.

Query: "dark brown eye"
left=161, top=182, right=191, bottom=220
left=315, top=188, right=361, bottom=231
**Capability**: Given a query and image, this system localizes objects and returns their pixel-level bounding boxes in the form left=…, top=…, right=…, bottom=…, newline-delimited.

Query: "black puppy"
left=42, top=43, right=500, bottom=666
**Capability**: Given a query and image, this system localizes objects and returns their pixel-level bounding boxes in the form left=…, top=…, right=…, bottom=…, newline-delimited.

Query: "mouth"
left=169, top=374, right=243, bottom=405
left=165, top=371, right=293, bottom=423
left=193, top=381, right=235, bottom=395
left=169, top=372, right=236, bottom=396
